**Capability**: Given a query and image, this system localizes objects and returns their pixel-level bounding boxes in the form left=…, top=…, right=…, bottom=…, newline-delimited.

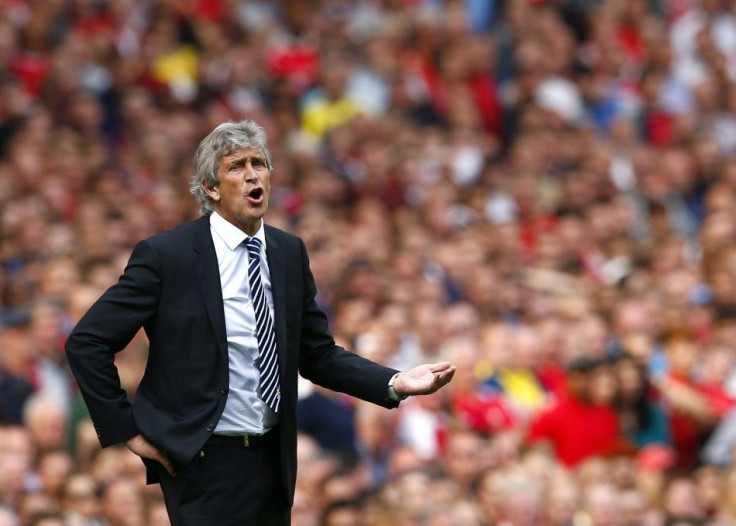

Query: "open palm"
left=393, top=361, right=456, bottom=397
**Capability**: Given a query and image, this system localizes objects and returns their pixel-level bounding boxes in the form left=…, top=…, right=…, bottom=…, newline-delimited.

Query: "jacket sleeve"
left=295, top=239, right=399, bottom=409
left=65, top=239, right=162, bottom=446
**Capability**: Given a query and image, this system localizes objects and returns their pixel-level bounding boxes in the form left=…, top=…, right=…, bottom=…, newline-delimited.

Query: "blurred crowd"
left=2, top=0, right=736, bottom=524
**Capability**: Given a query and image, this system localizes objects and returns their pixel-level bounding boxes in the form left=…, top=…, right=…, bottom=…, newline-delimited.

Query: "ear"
left=202, top=181, right=220, bottom=203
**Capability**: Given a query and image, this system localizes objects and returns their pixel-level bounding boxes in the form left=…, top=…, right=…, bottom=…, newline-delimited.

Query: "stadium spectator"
left=2, top=0, right=736, bottom=522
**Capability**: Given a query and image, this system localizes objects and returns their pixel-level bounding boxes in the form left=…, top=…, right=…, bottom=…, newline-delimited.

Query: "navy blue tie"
left=244, top=237, right=280, bottom=413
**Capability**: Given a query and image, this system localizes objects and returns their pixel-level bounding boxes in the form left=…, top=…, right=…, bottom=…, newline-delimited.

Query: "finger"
left=147, top=448, right=176, bottom=477
left=428, top=361, right=453, bottom=372
left=162, top=458, right=177, bottom=477
left=155, top=453, right=177, bottom=477
left=435, top=365, right=456, bottom=378
left=434, top=367, right=456, bottom=386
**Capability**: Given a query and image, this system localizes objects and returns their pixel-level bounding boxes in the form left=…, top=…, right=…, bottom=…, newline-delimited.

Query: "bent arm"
left=65, top=240, right=162, bottom=446
left=295, top=240, right=399, bottom=407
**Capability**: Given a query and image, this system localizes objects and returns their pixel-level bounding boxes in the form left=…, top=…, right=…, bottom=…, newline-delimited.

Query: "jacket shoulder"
left=264, top=224, right=308, bottom=261
left=140, top=218, right=301, bottom=254
left=140, top=216, right=210, bottom=252
left=264, top=224, right=303, bottom=245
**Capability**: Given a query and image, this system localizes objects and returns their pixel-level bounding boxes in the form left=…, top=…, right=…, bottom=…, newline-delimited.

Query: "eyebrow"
left=227, top=154, right=266, bottom=166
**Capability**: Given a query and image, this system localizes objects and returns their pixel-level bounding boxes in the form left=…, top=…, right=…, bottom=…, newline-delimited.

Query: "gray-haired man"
left=66, top=120, right=456, bottom=525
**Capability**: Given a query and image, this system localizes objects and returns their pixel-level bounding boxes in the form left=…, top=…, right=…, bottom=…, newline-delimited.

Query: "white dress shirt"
left=210, top=212, right=278, bottom=435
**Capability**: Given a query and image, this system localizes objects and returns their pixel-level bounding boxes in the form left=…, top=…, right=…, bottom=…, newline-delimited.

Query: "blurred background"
left=1, top=0, right=736, bottom=524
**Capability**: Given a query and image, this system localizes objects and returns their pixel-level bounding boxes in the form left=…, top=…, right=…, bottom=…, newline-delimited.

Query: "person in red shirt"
left=655, top=332, right=720, bottom=468
left=527, top=356, right=629, bottom=467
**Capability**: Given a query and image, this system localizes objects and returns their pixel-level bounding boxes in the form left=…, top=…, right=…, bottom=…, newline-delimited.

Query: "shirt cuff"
left=387, top=372, right=408, bottom=402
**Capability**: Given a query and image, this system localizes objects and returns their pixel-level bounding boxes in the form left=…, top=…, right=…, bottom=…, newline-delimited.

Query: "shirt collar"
left=210, top=211, right=267, bottom=251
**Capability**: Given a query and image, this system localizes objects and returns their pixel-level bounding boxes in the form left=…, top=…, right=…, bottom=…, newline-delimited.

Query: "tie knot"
left=244, top=237, right=262, bottom=261
left=245, top=236, right=262, bottom=250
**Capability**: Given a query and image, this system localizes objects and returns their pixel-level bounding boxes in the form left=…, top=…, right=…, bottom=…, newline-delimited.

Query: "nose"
left=243, top=162, right=258, bottom=181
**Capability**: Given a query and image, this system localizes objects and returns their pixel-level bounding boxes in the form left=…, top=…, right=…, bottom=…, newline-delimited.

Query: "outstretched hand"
left=393, top=361, right=456, bottom=397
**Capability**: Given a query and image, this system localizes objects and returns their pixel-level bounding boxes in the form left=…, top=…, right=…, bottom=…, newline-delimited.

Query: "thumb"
left=158, top=454, right=176, bottom=477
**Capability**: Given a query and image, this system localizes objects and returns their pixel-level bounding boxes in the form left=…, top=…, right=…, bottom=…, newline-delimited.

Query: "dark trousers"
left=155, top=434, right=290, bottom=526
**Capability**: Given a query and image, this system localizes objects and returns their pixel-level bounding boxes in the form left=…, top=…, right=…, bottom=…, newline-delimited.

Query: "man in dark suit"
left=65, top=120, right=455, bottom=525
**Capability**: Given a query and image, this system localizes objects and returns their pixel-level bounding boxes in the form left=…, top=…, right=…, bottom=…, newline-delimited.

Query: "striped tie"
left=244, top=237, right=280, bottom=413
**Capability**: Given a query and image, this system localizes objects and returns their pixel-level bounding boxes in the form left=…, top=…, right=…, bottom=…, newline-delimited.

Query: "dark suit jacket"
left=65, top=216, right=398, bottom=502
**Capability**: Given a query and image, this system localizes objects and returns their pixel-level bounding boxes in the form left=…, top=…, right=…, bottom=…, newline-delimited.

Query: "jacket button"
left=220, top=387, right=228, bottom=395
left=206, top=424, right=214, bottom=431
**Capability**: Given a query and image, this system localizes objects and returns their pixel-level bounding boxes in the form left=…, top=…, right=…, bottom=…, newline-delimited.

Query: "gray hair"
left=190, top=120, right=273, bottom=215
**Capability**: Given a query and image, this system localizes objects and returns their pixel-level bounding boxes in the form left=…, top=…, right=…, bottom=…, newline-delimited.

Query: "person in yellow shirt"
left=478, top=325, right=547, bottom=419
left=300, top=51, right=364, bottom=140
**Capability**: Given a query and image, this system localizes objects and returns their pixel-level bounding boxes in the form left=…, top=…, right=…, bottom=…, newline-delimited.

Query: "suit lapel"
left=191, top=216, right=228, bottom=361
left=265, top=226, right=288, bottom=381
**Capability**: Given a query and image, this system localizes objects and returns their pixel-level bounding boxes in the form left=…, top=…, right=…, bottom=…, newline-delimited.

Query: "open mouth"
left=246, top=188, right=264, bottom=200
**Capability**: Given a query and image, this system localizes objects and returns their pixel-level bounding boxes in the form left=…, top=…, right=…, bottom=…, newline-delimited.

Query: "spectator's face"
left=693, top=466, right=722, bottom=514
left=545, top=482, right=578, bottom=525
left=61, top=475, right=99, bottom=518
left=566, top=370, right=588, bottom=399
left=0, top=427, right=34, bottom=467
left=699, top=347, right=733, bottom=385
left=29, top=303, right=63, bottom=356
left=584, top=484, right=620, bottom=526
left=666, top=340, right=697, bottom=376
left=37, top=451, right=73, bottom=497
left=26, top=403, right=67, bottom=453
left=619, top=489, right=646, bottom=526
left=620, top=332, right=653, bottom=362
left=102, top=478, right=144, bottom=526
left=0, top=455, right=28, bottom=504
left=444, top=432, right=484, bottom=488
left=40, top=258, right=80, bottom=302
left=395, top=471, right=431, bottom=519
left=18, top=493, right=58, bottom=525
left=511, top=327, right=541, bottom=368
left=663, top=479, right=703, bottom=520
left=205, top=147, right=271, bottom=236
left=616, top=358, right=645, bottom=401
left=319, top=59, right=350, bottom=100
left=90, top=449, right=126, bottom=486
left=613, top=301, right=651, bottom=337
left=587, top=365, right=617, bottom=406
left=500, top=491, right=542, bottom=526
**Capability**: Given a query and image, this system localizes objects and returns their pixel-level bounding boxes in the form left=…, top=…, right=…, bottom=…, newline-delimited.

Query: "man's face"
left=204, top=147, right=271, bottom=235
